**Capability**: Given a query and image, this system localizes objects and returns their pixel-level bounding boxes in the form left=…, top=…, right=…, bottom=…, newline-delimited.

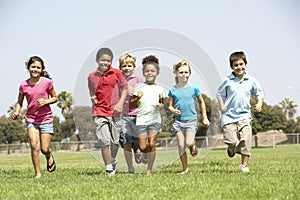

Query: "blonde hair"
left=173, top=60, right=191, bottom=74
left=119, top=53, right=136, bottom=69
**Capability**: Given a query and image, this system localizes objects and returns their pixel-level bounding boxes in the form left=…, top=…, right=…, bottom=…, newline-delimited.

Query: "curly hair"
left=142, top=55, right=159, bottom=72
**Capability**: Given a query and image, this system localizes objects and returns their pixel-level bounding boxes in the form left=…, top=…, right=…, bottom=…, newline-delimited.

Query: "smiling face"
left=231, top=59, right=246, bottom=79
left=96, top=54, right=112, bottom=73
left=143, top=64, right=159, bottom=84
left=176, top=65, right=190, bottom=83
left=28, top=61, right=43, bottom=78
left=120, top=61, right=135, bottom=77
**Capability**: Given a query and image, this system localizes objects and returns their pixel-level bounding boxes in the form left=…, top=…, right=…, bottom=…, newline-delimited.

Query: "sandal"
left=47, top=153, right=56, bottom=173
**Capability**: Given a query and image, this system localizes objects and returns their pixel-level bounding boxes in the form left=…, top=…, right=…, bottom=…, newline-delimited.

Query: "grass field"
left=0, top=145, right=299, bottom=200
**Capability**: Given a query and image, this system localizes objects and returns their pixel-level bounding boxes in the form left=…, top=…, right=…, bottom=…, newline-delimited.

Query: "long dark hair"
left=26, top=56, right=52, bottom=79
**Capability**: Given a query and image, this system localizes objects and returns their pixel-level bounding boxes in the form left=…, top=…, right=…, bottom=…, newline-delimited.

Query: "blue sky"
left=1, top=0, right=300, bottom=119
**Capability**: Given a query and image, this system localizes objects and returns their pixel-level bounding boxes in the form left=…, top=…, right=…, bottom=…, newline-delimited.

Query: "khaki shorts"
left=94, top=116, right=121, bottom=147
left=222, top=118, right=252, bottom=155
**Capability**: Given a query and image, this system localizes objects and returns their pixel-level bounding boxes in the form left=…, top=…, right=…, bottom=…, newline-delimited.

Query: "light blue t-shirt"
left=216, top=73, right=264, bottom=127
left=168, top=84, right=201, bottom=121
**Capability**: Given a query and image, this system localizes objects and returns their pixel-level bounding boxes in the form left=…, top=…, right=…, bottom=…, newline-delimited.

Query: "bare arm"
left=197, top=94, right=210, bottom=127
left=217, top=98, right=227, bottom=114
left=114, top=89, right=128, bottom=113
left=129, top=91, right=143, bottom=107
left=168, top=97, right=181, bottom=116
left=11, top=92, right=24, bottom=120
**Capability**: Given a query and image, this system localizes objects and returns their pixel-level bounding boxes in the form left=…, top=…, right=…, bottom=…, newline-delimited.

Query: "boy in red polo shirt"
left=88, top=47, right=128, bottom=176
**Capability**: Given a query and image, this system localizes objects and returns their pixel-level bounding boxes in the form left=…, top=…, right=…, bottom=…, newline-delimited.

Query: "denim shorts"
left=172, top=119, right=197, bottom=134
left=26, top=122, right=54, bottom=134
left=119, top=116, right=139, bottom=149
left=137, top=123, right=161, bottom=134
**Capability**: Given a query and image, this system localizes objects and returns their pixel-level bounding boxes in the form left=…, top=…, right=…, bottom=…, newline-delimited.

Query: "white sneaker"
left=240, top=165, right=249, bottom=173
left=106, top=169, right=116, bottom=176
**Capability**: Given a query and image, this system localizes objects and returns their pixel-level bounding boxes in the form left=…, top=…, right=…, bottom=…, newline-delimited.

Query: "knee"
left=30, top=142, right=40, bottom=152
left=41, top=147, right=50, bottom=155
left=139, top=144, right=147, bottom=152
left=148, top=141, right=156, bottom=150
left=185, top=142, right=193, bottom=149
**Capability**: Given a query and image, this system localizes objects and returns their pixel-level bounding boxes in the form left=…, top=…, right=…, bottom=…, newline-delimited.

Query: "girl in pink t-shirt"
left=11, top=56, right=58, bottom=178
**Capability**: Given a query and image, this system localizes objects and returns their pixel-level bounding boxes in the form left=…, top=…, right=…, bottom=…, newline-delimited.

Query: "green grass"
left=0, top=146, right=299, bottom=200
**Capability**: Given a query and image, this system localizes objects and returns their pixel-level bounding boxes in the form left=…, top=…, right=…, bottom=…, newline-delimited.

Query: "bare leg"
left=124, top=142, right=134, bottom=172
left=28, top=127, right=41, bottom=178
left=242, top=154, right=250, bottom=166
left=40, top=133, right=55, bottom=172
left=101, top=146, right=111, bottom=166
left=138, top=132, right=148, bottom=153
left=147, top=130, right=158, bottom=175
left=110, top=143, right=119, bottom=163
left=177, top=131, right=188, bottom=172
left=185, top=130, right=195, bottom=150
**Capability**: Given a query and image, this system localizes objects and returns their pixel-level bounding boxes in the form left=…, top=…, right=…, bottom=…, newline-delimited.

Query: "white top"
left=134, top=83, right=165, bottom=125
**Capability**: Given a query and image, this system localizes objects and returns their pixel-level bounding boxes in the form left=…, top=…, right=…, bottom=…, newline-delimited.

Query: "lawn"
left=0, top=145, right=299, bottom=200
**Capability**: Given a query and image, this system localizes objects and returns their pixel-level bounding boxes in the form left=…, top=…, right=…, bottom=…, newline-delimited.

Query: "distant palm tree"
left=279, top=97, right=297, bottom=121
left=57, top=91, right=73, bottom=118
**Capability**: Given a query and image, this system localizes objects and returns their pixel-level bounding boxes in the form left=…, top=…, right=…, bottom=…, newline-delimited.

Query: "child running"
left=119, top=53, right=143, bottom=174
left=168, top=60, right=210, bottom=174
left=11, top=56, right=57, bottom=178
left=130, top=55, right=164, bottom=175
left=88, top=47, right=128, bottom=176
left=216, top=51, right=264, bottom=173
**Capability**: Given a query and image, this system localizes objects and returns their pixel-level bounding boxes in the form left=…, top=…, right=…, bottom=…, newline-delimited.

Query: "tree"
left=279, top=97, right=297, bottom=121
left=0, top=115, right=26, bottom=144
left=51, top=116, right=62, bottom=142
left=251, top=97, right=287, bottom=133
left=72, top=106, right=95, bottom=141
left=57, top=91, right=75, bottom=140
left=57, top=91, right=74, bottom=117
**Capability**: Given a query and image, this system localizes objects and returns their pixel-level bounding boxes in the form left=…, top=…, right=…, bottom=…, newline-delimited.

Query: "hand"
left=11, top=111, right=19, bottom=120
left=255, top=103, right=262, bottom=112
left=156, top=102, right=164, bottom=109
left=202, top=118, right=210, bottom=128
left=220, top=105, right=227, bottom=114
left=172, top=106, right=181, bottom=116
left=91, top=95, right=97, bottom=105
left=38, top=98, right=48, bottom=106
left=114, top=102, right=123, bottom=113
left=137, top=91, right=143, bottom=98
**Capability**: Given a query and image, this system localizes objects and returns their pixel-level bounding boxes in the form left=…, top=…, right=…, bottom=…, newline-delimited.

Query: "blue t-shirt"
left=168, top=84, right=201, bottom=121
left=216, top=73, right=264, bottom=127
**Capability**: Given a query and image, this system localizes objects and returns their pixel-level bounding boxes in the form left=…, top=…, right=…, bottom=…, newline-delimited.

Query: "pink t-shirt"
left=19, top=77, right=54, bottom=124
left=123, top=73, right=142, bottom=116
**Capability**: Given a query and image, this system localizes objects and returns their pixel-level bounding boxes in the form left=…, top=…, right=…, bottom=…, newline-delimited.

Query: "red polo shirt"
left=88, top=66, right=128, bottom=117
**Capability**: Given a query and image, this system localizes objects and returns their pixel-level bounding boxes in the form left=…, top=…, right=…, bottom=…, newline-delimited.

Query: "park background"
left=0, top=0, right=300, bottom=144
left=0, top=1, right=299, bottom=199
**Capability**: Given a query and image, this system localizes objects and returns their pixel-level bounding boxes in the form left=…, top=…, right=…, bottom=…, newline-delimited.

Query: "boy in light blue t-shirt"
left=216, top=51, right=264, bottom=173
